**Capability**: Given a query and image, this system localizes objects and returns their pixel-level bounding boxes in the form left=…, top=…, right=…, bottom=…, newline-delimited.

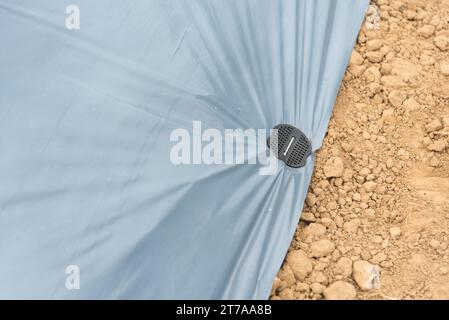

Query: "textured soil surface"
left=271, top=0, right=449, bottom=300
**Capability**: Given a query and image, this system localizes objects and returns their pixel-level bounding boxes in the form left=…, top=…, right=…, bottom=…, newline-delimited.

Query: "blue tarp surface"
left=0, top=0, right=369, bottom=299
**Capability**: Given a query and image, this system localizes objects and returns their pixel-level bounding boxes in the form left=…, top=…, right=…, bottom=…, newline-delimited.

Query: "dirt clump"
left=271, top=0, right=449, bottom=300
left=324, top=281, right=357, bottom=300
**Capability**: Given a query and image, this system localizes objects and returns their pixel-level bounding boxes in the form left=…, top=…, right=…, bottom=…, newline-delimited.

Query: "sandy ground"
left=271, top=0, right=449, bottom=300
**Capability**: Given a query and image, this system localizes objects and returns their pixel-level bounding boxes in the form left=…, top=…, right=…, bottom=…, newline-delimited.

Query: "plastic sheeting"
left=0, top=0, right=369, bottom=299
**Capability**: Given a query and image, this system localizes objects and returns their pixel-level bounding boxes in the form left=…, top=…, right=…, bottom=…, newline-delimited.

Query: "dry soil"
left=271, top=0, right=449, bottom=300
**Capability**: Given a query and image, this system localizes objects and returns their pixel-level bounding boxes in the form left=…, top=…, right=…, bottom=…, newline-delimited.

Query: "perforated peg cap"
left=267, top=124, right=312, bottom=168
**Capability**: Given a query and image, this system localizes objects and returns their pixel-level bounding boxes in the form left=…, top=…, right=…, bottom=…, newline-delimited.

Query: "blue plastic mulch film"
left=0, top=0, right=369, bottom=299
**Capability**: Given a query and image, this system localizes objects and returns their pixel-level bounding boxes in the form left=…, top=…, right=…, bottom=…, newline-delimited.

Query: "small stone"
left=334, top=257, right=353, bottom=277
left=440, top=63, right=449, bottom=76
left=286, top=250, right=313, bottom=281
left=406, top=10, right=417, bottom=20
left=306, top=193, right=317, bottom=206
left=430, top=239, right=441, bottom=249
left=349, top=50, right=364, bottom=66
left=341, top=142, right=354, bottom=152
left=392, top=59, right=420, bottom=82
left=364, top=66, right=382, bottom=83
left=278, top=288, right=295, bottom=300
left=390, top=1, right=405, bottom=11
left=427, top=140, right=448, bottom=152
left=321, top=218, right=337, bottom=230
left=301, top=211, right=316, bottom=223
left=425, top=119, right=443, bottom=133
left=277, top=265, right=296, bottom=287
left=386, top=158, right=394, bottom=168
left=349, top=65, right=366, bottom=77
left=389, top=227, right=402, bottom=239
left=365, top=209, right=376, bottom=218
left=417, top=25, right=436, bottom=38
left=381, top=75, right=405, bottom=88
left=430, top=157, right=441, bottom=167
left=371, top=252, right=387, bottom=264
left=323, top=157, right=344, bottom=178
left=366, top=51, right=384, bottom=63
left=434, top=84, right=449, bottom=99
left=362, top=132, right=371, bottom=140
left=397, top=148, right=409, bottom=160
left=388, top=90, right=407, bottom=107
left=363, top=181, right=377, bottom=192
left=310, top=283, right=325, bottom=294
left=443, top=116, right=449, bottom=128
left=342, top=168, right=353, bottom=182
left=343, top=219, right=361, bottom=234
left=361, top=250, right=371, bottom=261
left=359, top=167, right=371, bottom=177
left=403, top=98, right=420, bottom=111
left=309, top=271, right=327, bottom=284
left=296, top=282, right=310, bottom=292
left=346, top=118, right=358, bottom=130
left=420, top=54, right=435, bottom=66
left=434, top=35, right=449, bottom=51
left=366, top=39, right=383, bottom=51
left=303, top=223, right=327, bottom=239
left=324, top=281, right=357, bottom=300
left=382, top=109, right=395, bottom=123
left=352, top=260, right=380, bottom=291
left=423, top=136, right=432, bottom=146
left=327, top=201, right=338, bottom=211
left=381, top=63, right=392, bottom=75
left=271, top=277, right=282, bottom=295
left=335, top=216, right=344, bottom=228
left=430, top=15, right=441, bottom=26
left=311, top=239, right=335, bottom=258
